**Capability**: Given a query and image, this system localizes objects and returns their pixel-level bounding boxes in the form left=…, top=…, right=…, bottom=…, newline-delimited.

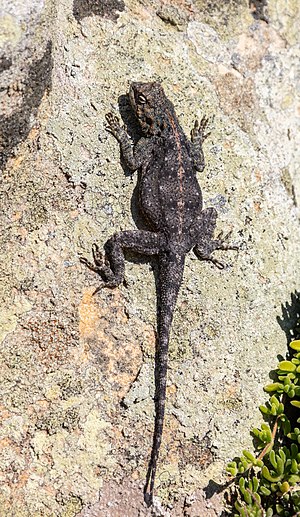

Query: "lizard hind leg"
left=193, top=207, right=238, bottom=269
left=80, top=230, right=162, bottom=290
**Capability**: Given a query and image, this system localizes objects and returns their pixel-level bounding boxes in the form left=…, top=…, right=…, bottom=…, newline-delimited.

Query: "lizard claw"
left=105, top=112, right=121, bottom=135
left=210, top=257, right=226, bottom=269
left=191, top=115, right=214, bottom=142
left=215, top=230, right=239, bottom=251
left=80, top=243, right=122, bottom=289
left=80, top=243, right=105, bottom=275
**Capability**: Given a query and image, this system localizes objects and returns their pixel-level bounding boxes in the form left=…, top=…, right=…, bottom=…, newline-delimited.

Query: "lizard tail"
left=144, top=250, right=185, bottom=505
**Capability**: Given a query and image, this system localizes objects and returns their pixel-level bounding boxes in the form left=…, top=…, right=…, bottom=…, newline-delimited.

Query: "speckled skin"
left=81, top=82, right=236, bottom=504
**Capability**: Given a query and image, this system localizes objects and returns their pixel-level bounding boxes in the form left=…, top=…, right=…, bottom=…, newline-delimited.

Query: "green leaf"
left=276, top=456, right=285, bottom=475
left=290, top=340, right=300, bottom=351
left=243, top=450, right=255, bottom=463
left=279, top=481, right=290, bottom=493
left=252, top=476, right=259, bottom=493
left=259, top=404, right=269, bottom=415
left=291, top=458, right=298, bottom=474
left=291, top=443, right=298, bottom=457
left=243, top=489, right=252, bottom=505
left=288, top=432, right=298, bottom=440
left=240, top=456, right=250, bottom=469
left=226, top=466, right=237, bottom=476
left=278, top=448, right=286, bottom=462
left=234, top=500, right=243, bottom=512
left=288, top=474, right=300, bottom=484
left=291, top=400, right=300, bottom=408
left=278, top=361, right=296, bottom=372
left=270, top=395, right=280, bottom=406
left=262, top=465, right=282, bottom=482
left=264, top=383, right=283, bottom=392
left=239, top=477, right=245, bottom=491
left=280, top=417, right=291, bottom=436
left=260, top=485, right=271, bottom=496
left=269, top=450, right=277, bottom=469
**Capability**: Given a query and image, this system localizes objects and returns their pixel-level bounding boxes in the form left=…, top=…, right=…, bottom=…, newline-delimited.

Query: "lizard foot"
left=80, top=244, right=120, bottom=291
left=191, top=115, right=214, bottom=143
left=214, top=230, right=239, bottom=252
left=105, top=112, right=122, bottom=138
left=194, top=230, right=239, bottom=269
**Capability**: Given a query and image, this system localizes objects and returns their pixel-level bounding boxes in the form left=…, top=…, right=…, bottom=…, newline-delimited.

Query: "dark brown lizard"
left=81, top=82, right=237, bottom=504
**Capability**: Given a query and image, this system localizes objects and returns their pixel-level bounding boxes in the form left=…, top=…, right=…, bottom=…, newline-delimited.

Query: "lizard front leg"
left=190, top=115, right=212, bottom=172
left=105, top=113, right=148, bottom=171
left=81, top=230, right=162, bottom=290
left=193, top=207, right=238, bottom=269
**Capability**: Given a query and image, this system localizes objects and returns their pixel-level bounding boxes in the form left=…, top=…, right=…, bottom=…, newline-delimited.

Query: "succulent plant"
left=225, top=337, right=300, bottom=516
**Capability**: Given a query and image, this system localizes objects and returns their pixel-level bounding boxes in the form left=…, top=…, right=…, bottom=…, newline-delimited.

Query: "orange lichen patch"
left=167, top=384, right=177, bottom=396
left=72, top=341, right=91, bottom=365
left=0, top=406, right=11, bottom=420
left=35, top=399, right=50, bottom=411
left=225, top=384, right=239, bottom=399
left=90, top=334, right=142, bottom=399
left=13, top=469, right=30, bottom=490
left=258, top=273, right=269, bottom=284
left=79, top=289, right=143, bottom=398
left=11, top=154, right=25, bottom=171
left=69, top=209, right=79, bottom=219
left=223, top=140, right=234, bottom=150
left=236, top=26, right=285, bottom=70
left=112, top=427, right=124, bottom=441
left=42, top=484, right=57, bottom=497
left=0, top=437, right=13, bottom=450
left=254, top=201, right=261, bottom=212
left=254, top=169, right=262, bottom=182
left=27, top=126, right=39, bottom=142
left=78, top=290, right=100, bottom=339
left=131, top=469, right=140, bottom=481
left=15, top=226, right=28, bottom=240
left=11, top=210, right=23, bottom=221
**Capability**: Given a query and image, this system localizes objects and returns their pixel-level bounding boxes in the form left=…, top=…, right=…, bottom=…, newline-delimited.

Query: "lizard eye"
left=138, top=94, right=147, bottom=104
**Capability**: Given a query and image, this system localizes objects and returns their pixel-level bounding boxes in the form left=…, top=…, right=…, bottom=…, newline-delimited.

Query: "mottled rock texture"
left=0, top=0, right=299, bottom=515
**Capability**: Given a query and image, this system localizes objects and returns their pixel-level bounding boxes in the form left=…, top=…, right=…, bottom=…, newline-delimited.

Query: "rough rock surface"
left=0, top=0, right=299, bottom=515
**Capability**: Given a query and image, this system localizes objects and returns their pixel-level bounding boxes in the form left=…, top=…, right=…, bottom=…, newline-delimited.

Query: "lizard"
left=81, top=81, right=237, bottom=504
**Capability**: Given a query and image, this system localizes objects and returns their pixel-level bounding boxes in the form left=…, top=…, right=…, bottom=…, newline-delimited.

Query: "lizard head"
left=129, top=82, right=172, bottom=136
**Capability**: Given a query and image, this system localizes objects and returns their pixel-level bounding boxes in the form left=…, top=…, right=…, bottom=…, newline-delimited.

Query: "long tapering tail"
left=144, top=250, right=185, bottom=504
